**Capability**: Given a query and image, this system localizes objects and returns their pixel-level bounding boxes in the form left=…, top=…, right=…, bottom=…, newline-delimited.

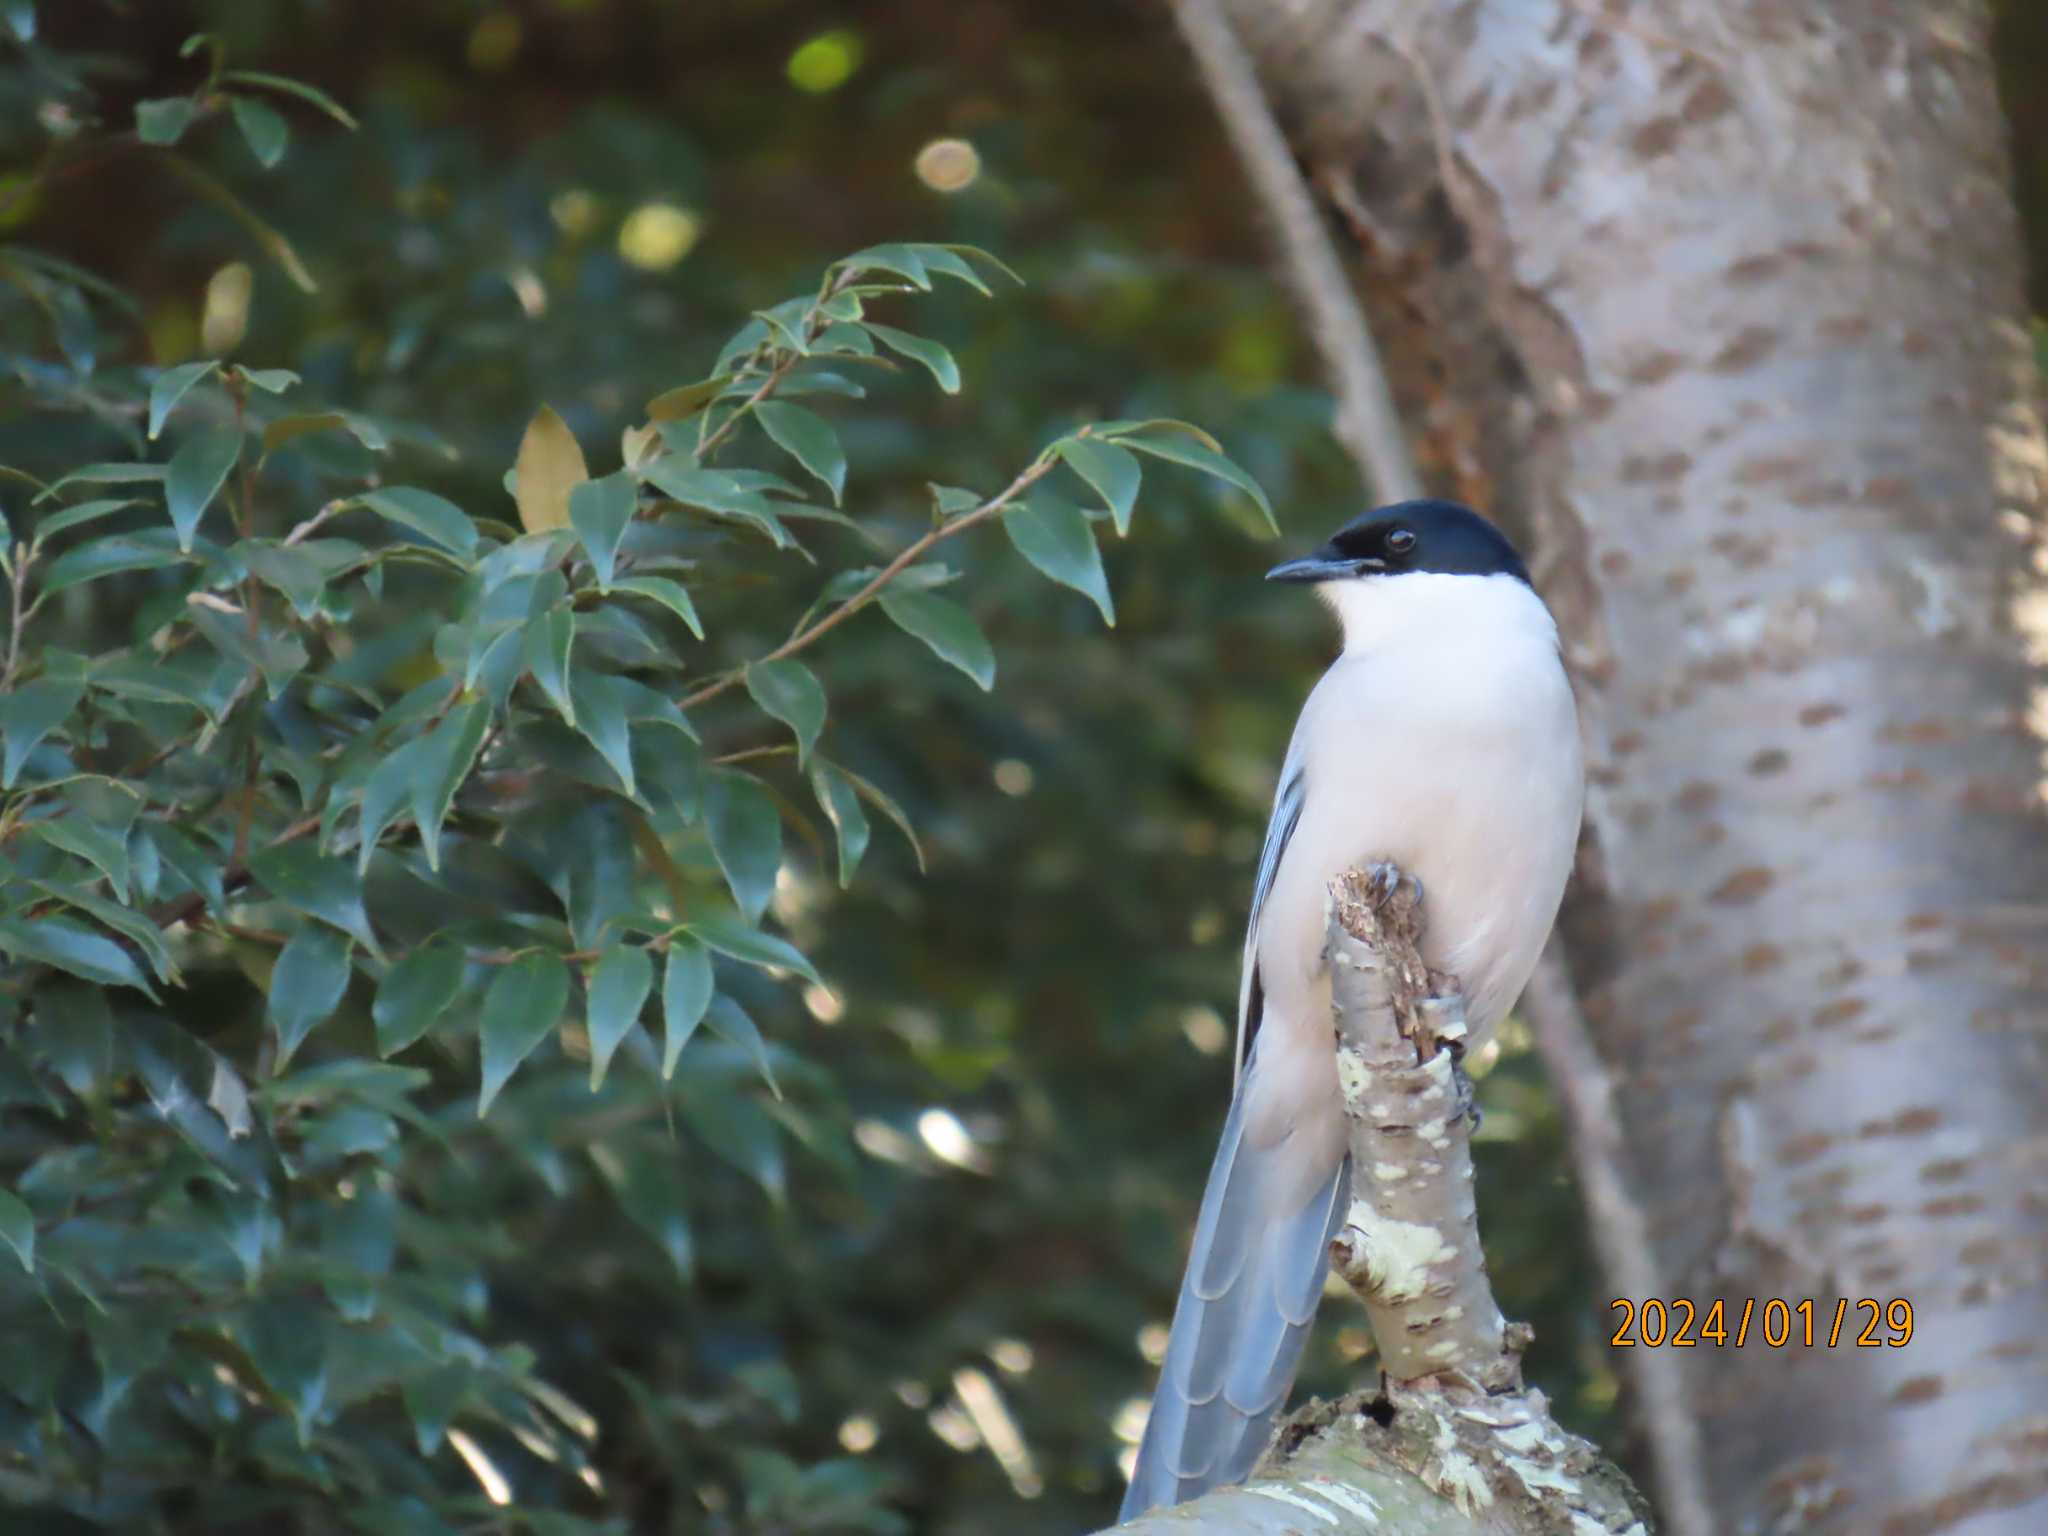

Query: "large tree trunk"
left=1217, top=3, right=2048, bottom=1532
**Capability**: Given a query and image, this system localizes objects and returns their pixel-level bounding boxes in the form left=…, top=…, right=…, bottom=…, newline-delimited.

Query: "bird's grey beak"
left=1265, top=551, right=1381, bottom=583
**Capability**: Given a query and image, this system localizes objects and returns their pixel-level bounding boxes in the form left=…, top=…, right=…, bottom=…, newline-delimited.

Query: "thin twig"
left=1, top=543, right=27, bottom=692
left=708, top=744, right=795, bottom=766
left=151, top=810, right=322, bottom=931
left=694, top=265, right=857, bottom=462
left=695, top=356, right=800, bottom=463
left=282, top=499, right=346, bottom=546
left=1172, top=0, right=1421, bottom=502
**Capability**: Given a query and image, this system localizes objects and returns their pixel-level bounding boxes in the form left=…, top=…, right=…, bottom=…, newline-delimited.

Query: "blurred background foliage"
left=1, top=3, right=2041, bottom=1533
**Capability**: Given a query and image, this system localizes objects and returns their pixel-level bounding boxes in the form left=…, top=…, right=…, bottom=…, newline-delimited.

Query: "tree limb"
left=1170, top=0, right=1421, bottom=502
left=1098, top=869, right=1651, bottom=1534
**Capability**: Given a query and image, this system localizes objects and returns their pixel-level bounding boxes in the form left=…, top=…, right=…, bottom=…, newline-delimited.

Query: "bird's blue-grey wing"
left=1233, top=753, right=1304, bottom=1088
left=1120, top=1081, right=1347, bottom=1518
left=1123, top=745, right=1345, bottom=1520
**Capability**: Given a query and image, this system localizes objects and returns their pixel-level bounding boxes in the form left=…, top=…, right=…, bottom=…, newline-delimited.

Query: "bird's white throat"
left=1317, top=570, right=1559, bottom=659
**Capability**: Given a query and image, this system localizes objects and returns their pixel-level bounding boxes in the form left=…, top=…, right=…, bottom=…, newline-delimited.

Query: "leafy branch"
left=678, top=452, right=1060, bottom=710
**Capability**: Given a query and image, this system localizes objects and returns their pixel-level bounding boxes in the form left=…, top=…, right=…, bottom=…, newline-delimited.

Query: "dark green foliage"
left=0, top=4, right=1627, bottom=1532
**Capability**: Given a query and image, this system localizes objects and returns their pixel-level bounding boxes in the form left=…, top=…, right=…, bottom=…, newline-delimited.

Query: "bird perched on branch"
left=1122, top=499, right=1585, bottom=1519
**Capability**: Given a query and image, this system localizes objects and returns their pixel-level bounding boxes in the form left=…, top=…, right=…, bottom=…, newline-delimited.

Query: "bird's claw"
left=1449, top=1048, right=1482, bottom=1132
left=1363, top=862, right=1424, bottom=913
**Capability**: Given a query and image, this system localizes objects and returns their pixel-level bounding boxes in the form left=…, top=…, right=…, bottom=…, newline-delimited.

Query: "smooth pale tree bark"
left=1213, top=2, right=2048, bottom=1533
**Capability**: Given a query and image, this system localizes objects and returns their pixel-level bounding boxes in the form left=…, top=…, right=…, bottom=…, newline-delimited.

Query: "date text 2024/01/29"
left=1609, top=1297, right=1915, bottom=1349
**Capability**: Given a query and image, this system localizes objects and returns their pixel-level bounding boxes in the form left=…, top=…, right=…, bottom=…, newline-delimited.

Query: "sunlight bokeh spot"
left=550, top=188, right=599, bottom=238
left=787, top=30, right=862, bottom=94
left=618, top=203, right=700, bottom=271
left=915, top=137, right=981, bottom=193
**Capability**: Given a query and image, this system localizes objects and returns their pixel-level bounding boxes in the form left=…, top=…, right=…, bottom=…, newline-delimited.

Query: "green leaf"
left=677, top=1071, right=784, bottom=1200
left=840, top=243, right=931, bottom=289
left=878, top=589, right=994, bottom=689
left=590, top=1143, right=693, bottom=1279
left=235, top=539, right=331, bottom=621
left=230, top=94, right=289, bottom=167
left=373, top=941, right=465, bottom=1057
left=165, top=427, right=241, bottom=551
left=611, top=575, right=704, bottom=640
left=752, top=300, right=811, bottom=355
left=89, top=654, right=212, bottom=714
left=832, top=763, right=924, bottom=872
left=357, top=735, right=429, bottom=876
left=477, top=952, right=570, bottom=1116
left=640, top=460, right=795, bottom=550
left=2, top=676, right=83, bottom=788
left=238, top=1299, right=329, bottom=1446
left=806, top=327, right=874, bottom=361
left=185, top=602, right=308, bottom=700
left=863, top=323, right=960, bottom=393
left=686, top=911, right=821, bottom=986
left=703, top=994, right=781, bottom=1100
left=745, top=659, right=826, bottom=767
left=661, top=938, right=713, bottom=1079
left=249, top=844, right=378, bottom=953
left=0, top=1189, right=32, bottom=1273
left=585, top=944, right=653, bottom=1090
left=1004, top=492, right=1114, bottom=625
left=32, top=878, right=176, bottom=985
left=567, top=470, right=638, bottom=590
left=147, top=360, right=218, bottom=440
left=810, top=762, right=870, bottom=887
left=912, top=245, right=993, bottom=295
left=263, top=410, right=387, bottom=458
left=567, top=669, right=635, bottom=799
left=1117, top=433, right=1276, bottom=533
left=524, top=607, right=576, bottom=726
left=644, top=373, right=734, bottom=421
left=752, top=402, right=847, bottom=505
left=269, top=923, right=353, bottom=1068
left=219, top=69, right=360, bottom=129
left=356, top=487, right=476, bottom=556
left=33, top=462, right=167, bottom=502
left=703, top=771, right=781, bottom=923
left=162, top=153, right=318, bottom=293
left=28, top=816, right=131, bottom=900
left=1056, top=437, right=1142, bottom=536
left=30, top=496, right=144, bottom=541
left=0, top=916, right=155, bottom=996
left=929, top=484, right=983, bottom=518
left=236, top=366, right=299, bottom=394
left=40, top=530, right=191, bottom=596
left=135, top=96, right=197, bottom=145
left=1095, top=417, right=1223, bottom=451
left=153, top=824, right=227, bottom=915
left=935, top=242, right=1024, bottom=287
left=412, top=697, right=491, bottom=870
left=403, top=1364, right=471, bottom=1456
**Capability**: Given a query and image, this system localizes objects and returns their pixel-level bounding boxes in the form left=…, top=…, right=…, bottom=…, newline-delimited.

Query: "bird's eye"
left=1385, top=528, right=1417, bottom=555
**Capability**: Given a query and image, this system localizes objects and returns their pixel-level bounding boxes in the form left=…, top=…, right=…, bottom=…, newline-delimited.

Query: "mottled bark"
left=1324, top=868, right=1518, bottom=1389
left=1219, top=2, right=2048, bottom=1533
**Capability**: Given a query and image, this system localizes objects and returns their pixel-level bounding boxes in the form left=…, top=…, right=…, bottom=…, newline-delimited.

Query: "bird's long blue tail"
left=1120, top=1083, right=1349, bottom=1520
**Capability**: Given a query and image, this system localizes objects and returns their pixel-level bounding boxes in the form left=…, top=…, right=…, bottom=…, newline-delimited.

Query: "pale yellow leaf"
left=620, top=421, right=663, bottom=471
left=513, top=404, right=589, bottom=532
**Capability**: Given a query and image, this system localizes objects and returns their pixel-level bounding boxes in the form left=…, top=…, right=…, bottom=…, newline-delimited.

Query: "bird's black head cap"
left=1266, top=499, right=1531, bottom=587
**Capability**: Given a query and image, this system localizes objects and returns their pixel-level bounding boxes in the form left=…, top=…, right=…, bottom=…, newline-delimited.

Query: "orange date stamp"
left=1609, top=1297, right=1914, bottom=1349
